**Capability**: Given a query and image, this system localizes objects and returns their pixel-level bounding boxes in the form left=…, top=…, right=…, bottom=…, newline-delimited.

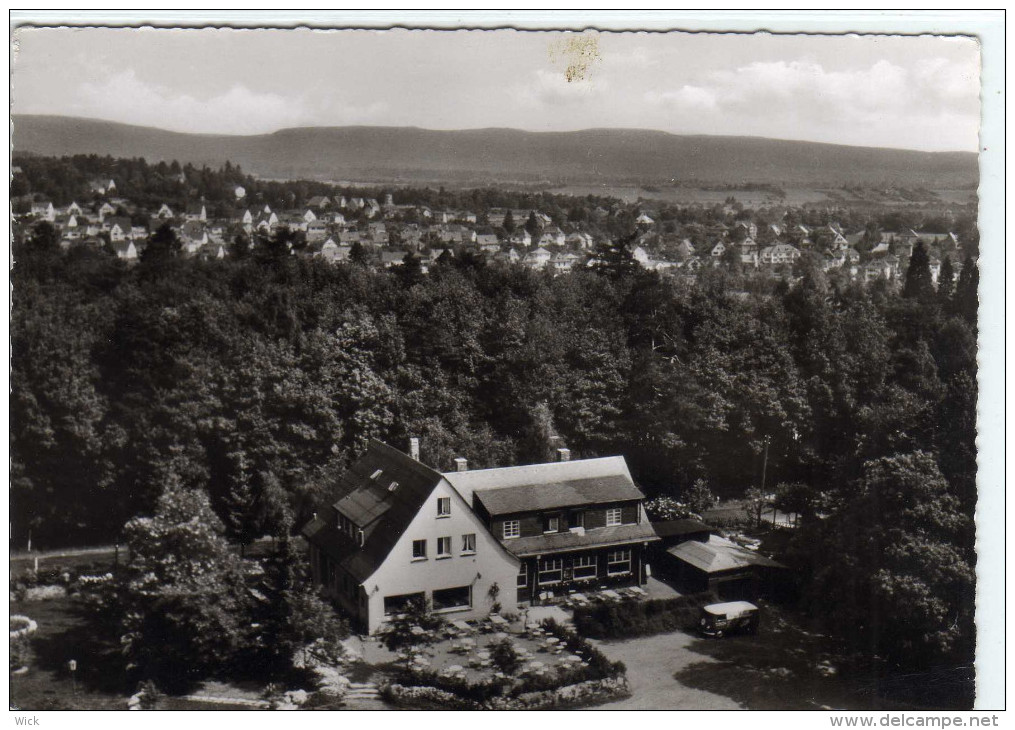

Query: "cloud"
left=514, top=68, right=606, bottom=108
left=73, top=70, right=310, bottom=134
left=646, top=85, right=717, bottom=112
left=644, top=57, right=980, bottom=150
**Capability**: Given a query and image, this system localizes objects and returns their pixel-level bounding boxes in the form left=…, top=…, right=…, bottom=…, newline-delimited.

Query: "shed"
left=663, top=534, right=786, bottom=600
left=650, top=518, right=713, bottom=547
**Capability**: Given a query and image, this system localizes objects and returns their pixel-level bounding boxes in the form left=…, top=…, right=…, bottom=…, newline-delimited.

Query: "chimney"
left=454, top=457, right=468, bottom=472
left=409, top=437, right=420, bottom=461
left=557, top=448, right=571, bottom=462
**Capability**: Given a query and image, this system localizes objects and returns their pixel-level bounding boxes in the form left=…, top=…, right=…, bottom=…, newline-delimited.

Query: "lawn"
left=9, top=597, right=128, bottom=710
left=8, top=596, right=276, bottom=711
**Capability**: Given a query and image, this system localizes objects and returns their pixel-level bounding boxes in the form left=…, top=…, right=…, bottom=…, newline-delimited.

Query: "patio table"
left=601, top=589, right=622, bottom=601
left=629, top=586, right=647, bottom=596
left=489, top=614, right=508, bottom=626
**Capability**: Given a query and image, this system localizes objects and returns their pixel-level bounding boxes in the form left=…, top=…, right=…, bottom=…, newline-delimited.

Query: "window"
left=517, top=562, right=529, bottom=588
left=437, top=536, right=452, bottom=558
left=607, top=548, right=632, bottom=576
left=370, top=469, right=383, bottom=480
left=383, top=592, right=424, bottom=616
left=606, top=508, right=623, bottom=527
left=503, top=520, right=520, bottom=539
left=437, top=497, right=451, bottom=517
left=569, top=510, right=584, bottom=529
left=412, top=539, right=427, bottom=560
left=543, top=516, right=559, bottom=533
left=432, top=585, right=472, bottom=611
left=461, top=533, right=476, bottom=554
left=356, top=529, right=365, bottom=547
left=572, top=554, right=598, bottom=580
left=538, top=557, right=563, bottom=585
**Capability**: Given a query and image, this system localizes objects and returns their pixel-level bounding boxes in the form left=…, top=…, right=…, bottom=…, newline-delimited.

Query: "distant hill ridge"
left=11, top=115, right=978, bottom=188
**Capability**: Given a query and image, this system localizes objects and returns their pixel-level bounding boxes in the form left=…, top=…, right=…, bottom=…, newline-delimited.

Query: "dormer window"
left=388, top=481, right=399, bottom=492
left=370, top=469, right=383, bottom=480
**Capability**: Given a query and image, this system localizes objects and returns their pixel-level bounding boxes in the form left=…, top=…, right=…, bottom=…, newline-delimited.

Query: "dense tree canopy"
left=11, top=219, right=977, bottom=685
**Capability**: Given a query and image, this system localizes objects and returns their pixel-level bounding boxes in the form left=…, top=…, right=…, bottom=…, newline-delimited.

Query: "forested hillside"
left=13, top=115, right=979, bottom=187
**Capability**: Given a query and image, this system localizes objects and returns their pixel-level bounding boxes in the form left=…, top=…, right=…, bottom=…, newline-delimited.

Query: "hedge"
left=572, top=593, right=715, bottom=639
left=382, top=677, right=630, bottom=710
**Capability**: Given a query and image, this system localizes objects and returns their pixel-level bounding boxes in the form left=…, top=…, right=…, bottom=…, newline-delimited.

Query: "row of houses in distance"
left=19, top=185, right=964, bottom=285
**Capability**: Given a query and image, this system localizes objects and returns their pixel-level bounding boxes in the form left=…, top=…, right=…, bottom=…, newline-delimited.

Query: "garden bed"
left=379, top=619, right=627, bottom=710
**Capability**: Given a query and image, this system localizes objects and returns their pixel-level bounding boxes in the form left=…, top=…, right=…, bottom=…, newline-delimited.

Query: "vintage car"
left=698, top=600, right=759, bottom=638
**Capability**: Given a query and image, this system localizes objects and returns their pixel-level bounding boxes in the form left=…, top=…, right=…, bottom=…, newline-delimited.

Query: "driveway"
left=591, top=631, right=742, bottom=710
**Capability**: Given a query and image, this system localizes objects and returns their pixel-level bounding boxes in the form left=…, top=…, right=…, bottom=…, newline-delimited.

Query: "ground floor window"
left=383, top=591, right=425, bottom=616
left=572, top=554, right=598, bottom=579
left=517, top=562, right=529, bottom=588
left=538, top=557, right=564, bottom=585
left=607, top=548, right=632, bottom=576
left=432, top=585, right=472, bottom=611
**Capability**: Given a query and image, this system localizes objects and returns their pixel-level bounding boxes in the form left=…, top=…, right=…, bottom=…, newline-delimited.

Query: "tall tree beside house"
left=590, top=230, right=640, bottom=281
left=502, top=208, right=515, bottom=234
left=349, top=240, right=370, bottom=266
left=936, top=255, right=955, bottom=305
left=230, top=232, right=251, bottom=260
left=254, top=538, right=349, bottom=677
left=140, top=223, right=182, bottom=263
left=952, top=255, right=979, bottom=327
left=902, top=241, right=935, bottom=303
left=524, top=210, right=541, bottom=238
left=119, top=479, right=253, bottom=690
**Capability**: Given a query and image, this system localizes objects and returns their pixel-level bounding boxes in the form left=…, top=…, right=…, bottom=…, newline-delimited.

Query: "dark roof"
left=301, top=440, right=444, bottom=583
left=474, top=474, right=644, bottom=516
left=107, top=216, right=133, bottom=232
left=502, top=522, right=659, bottom=558
left=651, top=518, right=713, bottom=540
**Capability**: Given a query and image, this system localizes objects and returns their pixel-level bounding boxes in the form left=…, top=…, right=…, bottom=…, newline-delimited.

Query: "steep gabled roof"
left=302, top=440, right=444, bottom=583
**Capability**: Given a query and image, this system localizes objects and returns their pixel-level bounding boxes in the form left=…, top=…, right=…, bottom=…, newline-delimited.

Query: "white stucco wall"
left=362, top=478, right=519, bottom=633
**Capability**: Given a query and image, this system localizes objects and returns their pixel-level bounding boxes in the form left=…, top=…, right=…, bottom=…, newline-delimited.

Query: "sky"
left=11, top=27, right=981, bottom=152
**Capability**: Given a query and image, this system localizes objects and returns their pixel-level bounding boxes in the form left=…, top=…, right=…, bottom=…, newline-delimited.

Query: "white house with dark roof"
left=303, top=439, right=658, bottom=633
left=302, top=440, right=520, bottom=633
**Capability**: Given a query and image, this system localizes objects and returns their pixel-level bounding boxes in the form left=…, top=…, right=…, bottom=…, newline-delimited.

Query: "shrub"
left=381, top=683, right=481, bottom=710
left=10, top=634, right=33, bottom=671
left=571, top=594, right=714, bottom=639
left=538, top=618, right=626, bottom=679
left=489, top=637, right=522, bottom=675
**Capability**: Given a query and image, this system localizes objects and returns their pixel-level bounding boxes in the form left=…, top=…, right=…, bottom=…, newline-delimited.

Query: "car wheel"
left=715, top=630, right=723, bottom=639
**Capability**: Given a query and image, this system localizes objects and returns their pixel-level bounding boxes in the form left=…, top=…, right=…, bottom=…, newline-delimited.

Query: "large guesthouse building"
left=302, top=439, right=659, bottom=633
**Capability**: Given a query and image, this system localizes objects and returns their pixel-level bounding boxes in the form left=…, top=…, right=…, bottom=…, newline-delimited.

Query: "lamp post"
left=67, top=659, right=77, bottom=696
left=760, top=436, right=771, bottom=525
